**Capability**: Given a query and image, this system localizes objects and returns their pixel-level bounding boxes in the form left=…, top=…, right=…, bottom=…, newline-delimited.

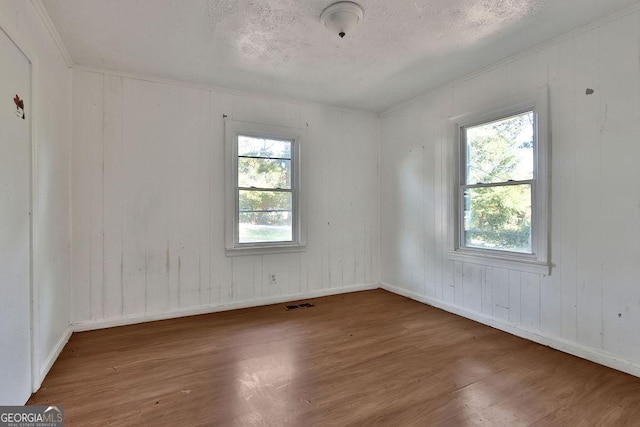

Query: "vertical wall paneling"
left=72, top=70, right=102, bottom=322
left=379, top=112, right=395, bottom=288
left=556, top=36, right=579, bottom=342
left=520, top=273, right=541, bottom=330
left=379, top=8, right=640, bottom=373
left=232, top=256, right=254, bottom=301
left=440, top=90, right=455, bottom=306
left=481, top=266, right=493, bottom=316
left=297, top=107, right=311, bottom=294
left=462, top=263, right=482, bottom=313
left=89, top=74, right=104, bottom=321
left=453, top=261, right=464, bottom=306
left=72, top=72, right=380, bottom=327
left=506, top=54, right=539, bottom=100
left=432, top=95, right=444, bottom=302
left=327, top=109, right=344, bottom=289
left=325, top=108, right=337, bottom=291
left=103, top=75, right=123, bottom=319
left=120, top=78, right=152, bottom=316
left=492, top=268, right=510, bottom=322
left=424, top=104, right=436, bottom=298
left=403, top=103, right=425, bottom=295
left=342, top=113, right=356, bottom=290
left=507, top=270, right=522, bottom=324
left=573, top=28, right=604, bottom=350
left=210, top=91, right=233, bottom=305
left=198, top=88, right=211, bottom=306
left=599, top=12, right=640, bottom=361
left=303, top=108, right=323, bottom=293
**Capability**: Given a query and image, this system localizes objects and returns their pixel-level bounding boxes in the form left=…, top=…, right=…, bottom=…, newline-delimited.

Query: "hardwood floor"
left=29, top=289, right=640, bottom=426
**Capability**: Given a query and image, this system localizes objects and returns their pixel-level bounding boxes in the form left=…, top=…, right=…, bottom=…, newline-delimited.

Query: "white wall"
left=380, top=8, right=640, bottom=375
left=0, top=0, right=72, bottom=390
left=71, top=70, right=380, bottom=328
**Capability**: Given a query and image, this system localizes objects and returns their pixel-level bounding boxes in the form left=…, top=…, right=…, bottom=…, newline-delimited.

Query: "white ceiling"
left=42, top=0, right=639, bottom=112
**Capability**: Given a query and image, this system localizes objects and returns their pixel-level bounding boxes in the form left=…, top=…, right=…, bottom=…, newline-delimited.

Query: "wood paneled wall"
left=71, top=70, right=379, bottom=326
left=380, top=10, right=640, bottom=370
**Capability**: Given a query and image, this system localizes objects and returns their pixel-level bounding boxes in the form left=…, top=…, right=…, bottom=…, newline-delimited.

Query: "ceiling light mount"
left=320, top=1, right=364, bottom=39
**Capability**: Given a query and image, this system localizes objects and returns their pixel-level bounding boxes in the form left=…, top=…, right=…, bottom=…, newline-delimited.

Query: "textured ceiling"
left=42, top=0, right=639, bottom=112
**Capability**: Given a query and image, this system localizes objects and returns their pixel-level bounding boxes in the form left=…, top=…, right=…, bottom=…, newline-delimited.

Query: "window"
left=225, top=120, right=306, bottom=255
left=462, top=111, right=534, bottom=253
left=449, top=94, right=549, bottom=275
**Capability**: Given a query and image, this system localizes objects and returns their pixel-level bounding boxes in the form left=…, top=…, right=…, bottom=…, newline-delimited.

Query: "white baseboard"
left=380, top=282, right=640, bottom=379
left=33, top=326, right=72, bottom=392
left=73, top=283, right=379, bottom=332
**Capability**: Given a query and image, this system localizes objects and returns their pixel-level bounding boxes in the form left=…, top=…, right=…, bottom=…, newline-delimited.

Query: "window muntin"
left=460, top=110, right=535, bottom=254
left=236, top=135, right=295, bottom=245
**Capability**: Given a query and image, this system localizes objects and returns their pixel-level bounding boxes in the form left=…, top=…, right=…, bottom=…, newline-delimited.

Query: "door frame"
left=0, top=14, right=41, bottom=393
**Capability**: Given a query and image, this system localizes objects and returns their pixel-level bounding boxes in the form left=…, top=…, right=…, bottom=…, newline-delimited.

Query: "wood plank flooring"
left=29, top=289, right=640, bottom=426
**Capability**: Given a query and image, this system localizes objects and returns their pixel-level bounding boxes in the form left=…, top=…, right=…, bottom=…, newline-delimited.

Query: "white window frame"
left=225, top=120, right=306, bottom=256
left=448, top=89, right=550, bottom=275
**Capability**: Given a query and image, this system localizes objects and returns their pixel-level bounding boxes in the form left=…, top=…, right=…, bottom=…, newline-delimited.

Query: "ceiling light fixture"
left=320, top=1, right=364, bottom=39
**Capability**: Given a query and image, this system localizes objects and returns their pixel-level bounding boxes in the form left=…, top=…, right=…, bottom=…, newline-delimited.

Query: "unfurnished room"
left=1, top=0, right=640, bottom=425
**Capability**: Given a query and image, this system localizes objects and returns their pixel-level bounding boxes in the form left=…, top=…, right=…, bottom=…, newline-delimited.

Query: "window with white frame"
left=450, top=95, right=549, bottom=275
left=225, top=120, right=306, bottom=255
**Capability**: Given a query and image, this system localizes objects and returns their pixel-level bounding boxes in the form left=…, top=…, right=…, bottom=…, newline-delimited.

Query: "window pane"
left=239, top=190, right=291, bottom=212
left=239, top=190, right=293, bottom=243
left=239, top=212, right=293, bottom=243
left=238, top=158, right=291, bottom=189
left=464, top=184, right=532, bottom=253
left=238, top=136, right=291, bottom=159
left=465, top=111, right=534, bottom=185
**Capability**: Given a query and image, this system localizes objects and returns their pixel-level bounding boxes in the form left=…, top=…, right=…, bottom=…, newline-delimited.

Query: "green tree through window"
left=462, top=111, right=534, bottom=253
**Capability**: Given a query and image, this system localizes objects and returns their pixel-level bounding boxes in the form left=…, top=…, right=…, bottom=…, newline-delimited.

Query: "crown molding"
left=71, top=64, right=375, bottom=116
left=29, top=0, right=73, bottom=67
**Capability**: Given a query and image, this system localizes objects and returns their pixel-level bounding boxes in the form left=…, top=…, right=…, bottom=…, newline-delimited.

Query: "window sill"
left=447, top=249, right=550, bottom=276
left=226, top=244, right=307, bottom=257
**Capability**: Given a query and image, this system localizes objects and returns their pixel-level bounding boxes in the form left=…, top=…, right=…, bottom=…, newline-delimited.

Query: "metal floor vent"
left=285, top=303, right=315, bottom=311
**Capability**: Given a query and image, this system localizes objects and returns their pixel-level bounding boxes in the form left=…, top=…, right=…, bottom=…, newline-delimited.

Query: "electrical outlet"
left=269, top=274, right=277, bottom=285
